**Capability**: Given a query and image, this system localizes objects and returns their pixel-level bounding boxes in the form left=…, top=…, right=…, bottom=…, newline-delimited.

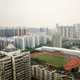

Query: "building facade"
left=14, top=34, right=48, bottom=50
left=51, top=33, right=62, bottom=48
left=32, top=65, right=59, bottom=80
left=56, top=24, right=80, bottom=40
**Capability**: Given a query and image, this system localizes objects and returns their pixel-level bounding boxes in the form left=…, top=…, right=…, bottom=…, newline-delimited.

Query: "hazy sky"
left=0, top=0, right=80, bottom=28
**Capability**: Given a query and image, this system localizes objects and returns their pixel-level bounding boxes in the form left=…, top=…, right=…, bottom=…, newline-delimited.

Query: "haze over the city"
left=0, top=0, right=80, bottom=28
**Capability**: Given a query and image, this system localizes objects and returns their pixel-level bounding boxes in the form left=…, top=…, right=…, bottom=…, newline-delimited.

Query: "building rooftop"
left=35, top=46, right=80, bottom=57
left=32, top=65, right=56, bottom=72
left=0, top=43, right=30, bottom=57
left=6, top=43, right=16, bottom=49
left=3, top=43, right=17, bottom=52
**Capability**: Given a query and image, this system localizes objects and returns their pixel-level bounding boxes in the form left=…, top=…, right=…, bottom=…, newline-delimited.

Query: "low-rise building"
left=32, top=65, right=59, bottom=80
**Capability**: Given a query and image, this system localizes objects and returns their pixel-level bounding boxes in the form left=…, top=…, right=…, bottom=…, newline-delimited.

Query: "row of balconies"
left=0, top=53, right=31, bottom=80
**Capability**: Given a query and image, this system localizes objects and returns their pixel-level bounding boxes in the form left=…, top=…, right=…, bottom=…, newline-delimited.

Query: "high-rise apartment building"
left=14, top=34, right=48, bottom=50
left=51, top=33, right=62, bottom=48
left=0, top=43, right=31, bottom=80
left=56, top=24, right=80, bottom=39
left=56, top=24, right=80, bottom=48
left=0, top=37, right=15, bottom=50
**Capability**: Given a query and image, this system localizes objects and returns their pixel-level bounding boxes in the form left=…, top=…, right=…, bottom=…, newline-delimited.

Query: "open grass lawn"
left=34, top=54, right=67, bottom=67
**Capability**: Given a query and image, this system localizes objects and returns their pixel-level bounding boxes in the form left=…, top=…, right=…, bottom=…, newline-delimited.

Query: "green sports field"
left=34, top=54, right=67, bottom=67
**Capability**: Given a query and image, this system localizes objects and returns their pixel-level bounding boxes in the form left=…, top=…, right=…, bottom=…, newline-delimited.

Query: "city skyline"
left=0, top=0, right=80, bottom=28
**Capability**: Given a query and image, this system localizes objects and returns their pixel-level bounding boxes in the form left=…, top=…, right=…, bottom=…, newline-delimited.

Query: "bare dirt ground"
left=31, top=51, right=65, bottom=58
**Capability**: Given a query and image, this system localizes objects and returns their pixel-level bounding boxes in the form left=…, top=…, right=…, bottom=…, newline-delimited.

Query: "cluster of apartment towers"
left=0, top=24, right=80, bottom=80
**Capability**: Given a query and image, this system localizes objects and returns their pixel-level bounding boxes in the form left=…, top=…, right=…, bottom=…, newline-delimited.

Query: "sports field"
left=33, top=54, right=67, bottom=67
